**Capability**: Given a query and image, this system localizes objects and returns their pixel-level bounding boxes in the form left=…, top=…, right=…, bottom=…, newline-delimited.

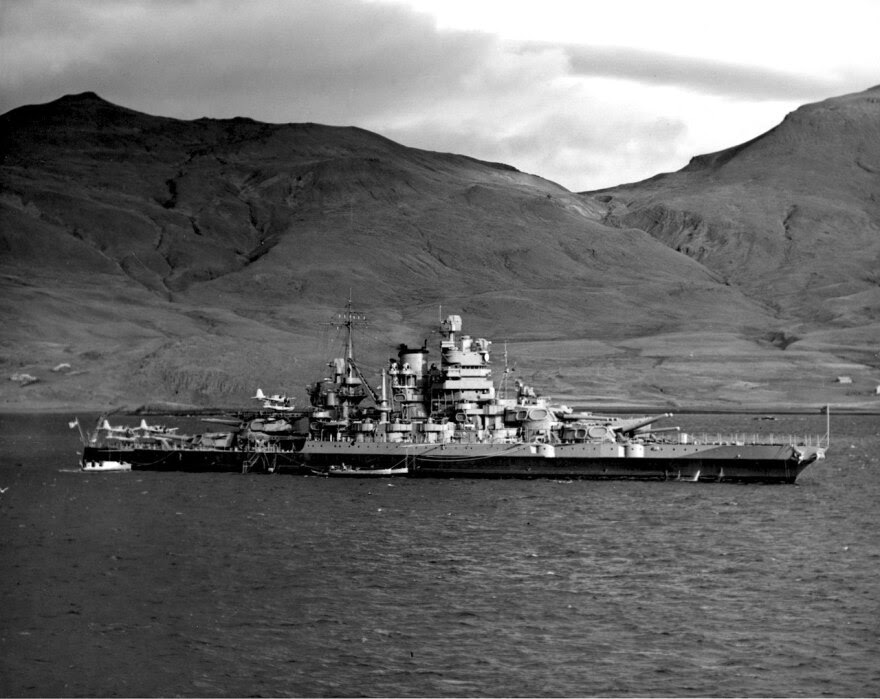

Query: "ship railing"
left=688, top=433, right=828, bottom=447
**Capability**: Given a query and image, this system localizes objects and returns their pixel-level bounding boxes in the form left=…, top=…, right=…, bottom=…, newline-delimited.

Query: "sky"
left=1, top=0, right=878, bottom=191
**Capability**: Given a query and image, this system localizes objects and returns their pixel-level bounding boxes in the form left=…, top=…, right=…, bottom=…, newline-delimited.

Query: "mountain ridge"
left=2, top=88, right=878, bottom=411
left=587, top=84, right=880, bottom=329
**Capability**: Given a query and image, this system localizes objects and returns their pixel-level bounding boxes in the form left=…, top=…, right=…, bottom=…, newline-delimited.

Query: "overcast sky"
left=2, top=0, right=878, bottom=190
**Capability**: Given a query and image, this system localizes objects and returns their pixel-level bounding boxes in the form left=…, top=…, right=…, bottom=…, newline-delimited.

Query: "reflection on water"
left=0, top=412, right=878, bottom=697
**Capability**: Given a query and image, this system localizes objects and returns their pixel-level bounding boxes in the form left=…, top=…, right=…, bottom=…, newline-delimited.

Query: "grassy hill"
left=1, top=91, right=878, bottom=411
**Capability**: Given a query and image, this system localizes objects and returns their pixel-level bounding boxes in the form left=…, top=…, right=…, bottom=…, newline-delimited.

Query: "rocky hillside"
left=587, top=85, right=880, bottom=373
left=1, top=91, right=878, bottom=411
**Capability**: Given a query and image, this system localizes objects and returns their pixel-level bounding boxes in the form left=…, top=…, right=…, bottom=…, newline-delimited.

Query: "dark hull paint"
left=82, top=446, right=812, bottom=483
left=409, top=458, right=808, bottom=483
left=299, top=451, right=809, bottom=483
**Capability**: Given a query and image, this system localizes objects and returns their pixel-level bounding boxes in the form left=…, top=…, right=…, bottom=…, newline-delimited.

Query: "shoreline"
left=2, top=404, right=877, bottom=416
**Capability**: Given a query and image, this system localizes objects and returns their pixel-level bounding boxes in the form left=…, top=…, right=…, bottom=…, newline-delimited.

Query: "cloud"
left=0, top=0, right=488, bottom=120
left=553, top=44, right=838, bottom=101
left=1, top=0, right=876, bottom=191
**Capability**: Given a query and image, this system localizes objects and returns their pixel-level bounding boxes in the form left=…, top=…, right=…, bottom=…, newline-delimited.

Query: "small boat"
left=318, top=464, right=409, bottom=477
left=82, top=459, right=132, bottom=472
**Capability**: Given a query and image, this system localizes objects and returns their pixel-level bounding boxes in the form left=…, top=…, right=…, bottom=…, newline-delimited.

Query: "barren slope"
left=585, top=85, right=880, bottom=379
left=1, top=92, right=877, bottom=410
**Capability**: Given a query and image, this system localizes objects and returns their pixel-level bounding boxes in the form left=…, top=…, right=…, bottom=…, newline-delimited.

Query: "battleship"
left=79, top=306, right=828, bottom=482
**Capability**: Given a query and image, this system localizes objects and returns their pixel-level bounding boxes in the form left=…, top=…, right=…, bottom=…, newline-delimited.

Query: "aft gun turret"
left=608, top=413, right=674, bottom=436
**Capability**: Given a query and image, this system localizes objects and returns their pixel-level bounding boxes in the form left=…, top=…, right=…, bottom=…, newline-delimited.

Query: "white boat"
left=320, top=464, right=409, bottom=477
left=82, top=459, right=131, bottom=472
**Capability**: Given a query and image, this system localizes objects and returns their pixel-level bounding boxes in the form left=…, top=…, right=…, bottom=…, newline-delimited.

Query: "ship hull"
left=408, top=456, right=807, bottom=483
left=83, top=440, right=820, bottom=483
left=292, top=440, right=819, bottom=483
left=294, top=445, right=813, bottom=484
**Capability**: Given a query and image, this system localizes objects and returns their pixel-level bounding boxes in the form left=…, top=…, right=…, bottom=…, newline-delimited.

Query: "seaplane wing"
left=202, top=417, right=244, bottom=426
left=136, top=419, right=179, bottom=434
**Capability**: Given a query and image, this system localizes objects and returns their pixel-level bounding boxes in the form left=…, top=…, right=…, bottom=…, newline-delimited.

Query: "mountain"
left=586, top=85, right=880, bottom=367
left=1, top=90, right=878, bottom=411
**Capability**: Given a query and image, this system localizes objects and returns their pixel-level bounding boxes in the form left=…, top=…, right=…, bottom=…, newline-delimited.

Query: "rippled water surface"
left=1, top=412, right=878, bottom=697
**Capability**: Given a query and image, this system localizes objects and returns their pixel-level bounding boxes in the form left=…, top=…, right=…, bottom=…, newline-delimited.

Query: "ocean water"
left=1, top=412, right=878, bottom=697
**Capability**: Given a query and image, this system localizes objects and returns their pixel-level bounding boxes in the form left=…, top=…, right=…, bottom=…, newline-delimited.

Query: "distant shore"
left=2, top=403, right=877, bottom=416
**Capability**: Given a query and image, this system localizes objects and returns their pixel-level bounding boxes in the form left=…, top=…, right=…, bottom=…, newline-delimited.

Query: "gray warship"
left=80, top=306, right=828, bottom=482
